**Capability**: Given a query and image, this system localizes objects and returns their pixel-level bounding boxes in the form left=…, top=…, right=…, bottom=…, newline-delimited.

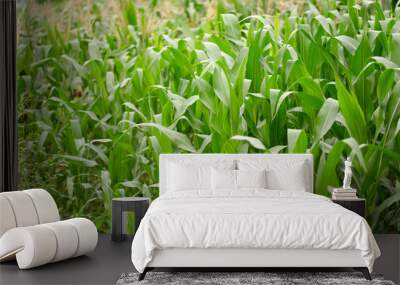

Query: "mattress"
left=131, top=190, right=380, bottom=273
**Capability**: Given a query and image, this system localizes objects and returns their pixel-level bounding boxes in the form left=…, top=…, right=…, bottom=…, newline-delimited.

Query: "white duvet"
left=131, top=190, right=380, bottom=273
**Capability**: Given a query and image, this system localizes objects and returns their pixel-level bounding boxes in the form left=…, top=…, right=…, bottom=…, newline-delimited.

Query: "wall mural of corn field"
left=17, top=0, right=400, bottom=233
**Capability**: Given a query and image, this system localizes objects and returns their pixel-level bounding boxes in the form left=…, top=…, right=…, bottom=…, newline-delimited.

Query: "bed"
left=131, top=154, right=380, bottom=280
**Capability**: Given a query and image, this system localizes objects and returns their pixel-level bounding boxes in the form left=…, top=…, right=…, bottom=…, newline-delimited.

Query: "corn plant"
left=17, top=0, right=400, bottom=233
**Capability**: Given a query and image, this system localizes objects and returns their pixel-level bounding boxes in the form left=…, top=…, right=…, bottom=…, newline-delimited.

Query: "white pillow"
left=266, top=166, right=306, bottom=191
left=167, top=162, right=211, bottom=191
left=212, top=168, right=268, bottom=190
left=236, top=169, right=267, bottom=189
left=211, top=168, right=236, bottom=190
left=237, top=159, right=308, bottom=191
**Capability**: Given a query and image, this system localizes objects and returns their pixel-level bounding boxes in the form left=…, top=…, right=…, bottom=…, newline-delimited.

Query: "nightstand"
left=112, top=197, right=150, bottom=242
left=332, top=198, right=366, bottom=218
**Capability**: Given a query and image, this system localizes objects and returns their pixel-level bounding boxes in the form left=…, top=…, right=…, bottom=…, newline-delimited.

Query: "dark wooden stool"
left=332, top=198, right=366, bottom=218
left=112, top=197, right=150, bottom=242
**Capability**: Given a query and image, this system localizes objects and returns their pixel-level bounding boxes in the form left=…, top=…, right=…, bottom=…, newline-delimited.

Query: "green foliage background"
left=17, top=0, right=400, bottom=233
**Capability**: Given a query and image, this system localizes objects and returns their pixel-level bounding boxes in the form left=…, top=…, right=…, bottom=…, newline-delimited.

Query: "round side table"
left=111, top=197, right=150, bottom=242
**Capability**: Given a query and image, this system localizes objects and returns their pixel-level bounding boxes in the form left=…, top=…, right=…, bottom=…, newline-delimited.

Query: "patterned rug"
left=116, top=271, right=395, bottom=285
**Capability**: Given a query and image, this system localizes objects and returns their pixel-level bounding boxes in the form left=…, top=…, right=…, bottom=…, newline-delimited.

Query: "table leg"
left=134, top=202, right=149, bottom=235
left=112, top=202, right=124, bottom=242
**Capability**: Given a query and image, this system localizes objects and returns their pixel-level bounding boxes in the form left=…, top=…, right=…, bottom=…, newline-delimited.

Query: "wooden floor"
left=0, top=234, right=398, bottom=285
left=0, top=234, right=133, bottom=285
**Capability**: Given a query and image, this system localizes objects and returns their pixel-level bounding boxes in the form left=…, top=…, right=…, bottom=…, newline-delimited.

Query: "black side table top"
left=332, top=198, right=366, bottom=218
left=112, top=197, right=150, bottom=242
left=113, top=197, right=150, bottom=202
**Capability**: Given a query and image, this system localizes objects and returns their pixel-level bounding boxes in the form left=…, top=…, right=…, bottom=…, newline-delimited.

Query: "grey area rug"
left=116, top=272, right=395, bottom=285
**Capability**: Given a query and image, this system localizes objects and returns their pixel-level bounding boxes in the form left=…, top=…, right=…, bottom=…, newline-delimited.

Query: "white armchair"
left=0, top=189, right=98, bottom=269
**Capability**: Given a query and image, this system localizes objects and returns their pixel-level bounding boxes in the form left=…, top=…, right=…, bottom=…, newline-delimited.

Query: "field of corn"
left=17, top=0, right=400, bottom=233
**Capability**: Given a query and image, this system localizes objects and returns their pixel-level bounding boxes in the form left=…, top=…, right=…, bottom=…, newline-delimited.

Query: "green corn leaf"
left=197, top=134, right=212, bottom=153
left=342, top=137, right=367, bottom=172
left=60, top=155, right=97, bottom=167
left=315, top=15, right=333, bottom=35
left=268, top=145, right=286, bottom=153
left=90, top=139, right=112, bottom=144
left=123, top=0, right=138, bottom=27
left=230, top=135, right=266, bottom=150
left=351, top=36, right=372, bottom=75
left=315, top=141, right=345, bottom=196
left=66, top=176, right=74, bottom=199
left=62, top=55, right=86, bottom=76
left=221, top=140, right=241, bottom=153
left=194, top=77, right=216, bottom=113
left=377, top=69, right=395, bottom=104
left=335, top=76, right=367, bottom=143
left=221, top=14, right=241, bottom=40
left=270, top=90, right=294, bottom=119
left=390, top=33, right=400, bottom=65
left=294, top=77, right=325, bottom=103
left=86, top=144, right=108, bottom=164
left=204, top=42, right=222, bottom=62
left=135, top=123, right=196, bottom=153
left=314, top=98, right=339, bottom=142
left=287, top=129, right=308, bottom=153
left=123, top=102, right=147, bottom=121
left=371, top=56, right=400, bottom=69
left=335, top=35, right=359, bottom=55
left=213, top=65, right=231, bottom=106
left=121, top=180, right=141, bottom=188
left=370, top=191, right=400, bottom=229
left=170, top=95, right=199, bottom=121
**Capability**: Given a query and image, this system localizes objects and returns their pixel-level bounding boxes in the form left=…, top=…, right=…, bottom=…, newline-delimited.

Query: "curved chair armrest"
left=0, top=226, right=57, bottom=268
left=0, top=218, right=98, bottom=269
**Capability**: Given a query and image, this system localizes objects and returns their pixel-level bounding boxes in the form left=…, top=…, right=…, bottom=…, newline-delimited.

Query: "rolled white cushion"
left=0, top=218, right=98, bottom=269
left=24, top=189, right=60, bottom=224
left=0, top=189, right=60, bottom=238
left=42, top=221, right=79, bottom=262
left=0, top=191, right=39, bottom=227
left=64, top=218, right=98, bottom=257
left=0, top=226, right=57, bottom=269
left=0, top=196, right=17, bottom=237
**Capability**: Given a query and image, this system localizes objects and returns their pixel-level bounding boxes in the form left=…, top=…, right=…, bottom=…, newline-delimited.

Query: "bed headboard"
left=159, top=154, right=314, bottom=195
